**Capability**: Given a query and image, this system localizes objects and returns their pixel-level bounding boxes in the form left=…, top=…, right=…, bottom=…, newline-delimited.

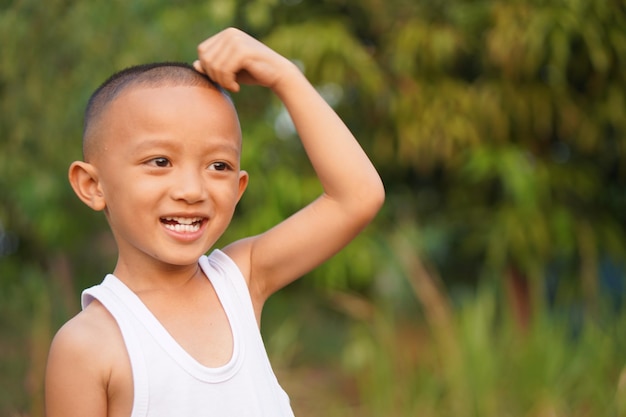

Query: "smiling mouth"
left=160, top=216, right=205, bottom=233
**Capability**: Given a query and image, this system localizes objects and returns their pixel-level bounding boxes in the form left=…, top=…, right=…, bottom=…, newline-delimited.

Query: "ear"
left=236, top=170, right=249, bottom=203
left=68, top=161, right=106, bottom=211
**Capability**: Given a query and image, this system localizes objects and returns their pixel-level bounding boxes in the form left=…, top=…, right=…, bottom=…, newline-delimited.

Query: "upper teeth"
left=163, top=216, right=203, bottom=225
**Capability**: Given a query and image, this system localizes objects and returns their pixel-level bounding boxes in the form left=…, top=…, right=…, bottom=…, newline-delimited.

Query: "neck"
left=112, top=256, right=202, bottom=294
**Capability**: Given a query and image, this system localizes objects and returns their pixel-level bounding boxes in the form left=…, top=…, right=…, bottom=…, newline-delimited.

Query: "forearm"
left=272, top=63, right=385, bottom=215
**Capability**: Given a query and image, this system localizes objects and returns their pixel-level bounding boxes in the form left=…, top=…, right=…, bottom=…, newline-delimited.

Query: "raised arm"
left=194, top=28, right=385, bottom=314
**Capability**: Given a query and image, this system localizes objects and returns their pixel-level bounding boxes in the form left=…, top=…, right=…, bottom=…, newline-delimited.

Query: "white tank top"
left=82, top=250, right=295, bottom=417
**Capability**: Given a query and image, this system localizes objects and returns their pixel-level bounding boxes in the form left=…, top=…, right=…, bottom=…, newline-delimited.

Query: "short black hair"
left=82, top=62, right=229, bottom=160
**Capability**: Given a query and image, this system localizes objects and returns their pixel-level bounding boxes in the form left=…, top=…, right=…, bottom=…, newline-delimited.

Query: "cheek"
left=215, top=181, right=245, bottom=210
left=102, top=175, right=161, bottom=212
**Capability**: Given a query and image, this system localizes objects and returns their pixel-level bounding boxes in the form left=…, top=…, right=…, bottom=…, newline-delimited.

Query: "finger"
left=196, top=33, right=222, bottom=72
left=197, top=35, right=231, bottom=86
left=197, top=28, right=252, bottom=91
left=204, top=47, right=244, bottom=91
left=192, top=60, right=206, bottom=74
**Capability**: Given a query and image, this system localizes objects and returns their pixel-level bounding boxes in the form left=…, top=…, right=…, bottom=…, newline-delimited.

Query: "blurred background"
left=1, top=0, right=626, bottom=416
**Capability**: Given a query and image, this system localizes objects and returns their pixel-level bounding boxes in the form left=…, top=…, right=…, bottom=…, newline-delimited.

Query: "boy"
left=45, top=27, right=384, bottom=417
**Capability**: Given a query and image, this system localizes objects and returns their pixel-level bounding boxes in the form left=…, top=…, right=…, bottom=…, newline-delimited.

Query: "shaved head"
left=83, top=62, right=230, bottom=161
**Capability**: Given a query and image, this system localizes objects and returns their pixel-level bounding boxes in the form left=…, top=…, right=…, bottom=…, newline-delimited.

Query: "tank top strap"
left=82, top=278, right=150, bottom=417
left=200, top=249, right=257, bottom=326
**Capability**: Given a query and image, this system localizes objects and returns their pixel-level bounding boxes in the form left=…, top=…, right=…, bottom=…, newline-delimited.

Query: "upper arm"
left=225, top=60, right=385, bottom=311
left=226, top=186, right=383, bottom=312
left=45, top=315, right=109, bottom=417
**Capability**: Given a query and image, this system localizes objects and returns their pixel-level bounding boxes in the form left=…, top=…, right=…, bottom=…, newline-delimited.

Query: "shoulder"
left=46, top=300, right=126, bottom=417
left=47, top=300, right=125, bottom=389
left=221, top=238, right=253, bottom=286
left=221, top=239, right=267, bottom=319
left=52, top=299, right=120, bottom=352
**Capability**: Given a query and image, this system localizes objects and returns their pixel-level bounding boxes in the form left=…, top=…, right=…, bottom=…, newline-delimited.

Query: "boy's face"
left=87, top=85, right=248, bottom=270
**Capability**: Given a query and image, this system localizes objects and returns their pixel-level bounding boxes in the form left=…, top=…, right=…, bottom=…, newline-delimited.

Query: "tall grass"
left=314, top=285, right=626, bottom=417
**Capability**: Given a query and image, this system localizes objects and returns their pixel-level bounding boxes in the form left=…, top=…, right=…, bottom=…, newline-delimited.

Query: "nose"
left=170, top=166, right=207, bottom=204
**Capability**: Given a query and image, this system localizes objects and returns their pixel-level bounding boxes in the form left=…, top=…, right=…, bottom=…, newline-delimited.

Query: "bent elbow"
left=354, top=177, right=385, bottom=225
left=369, top=179, right=386, bottom=217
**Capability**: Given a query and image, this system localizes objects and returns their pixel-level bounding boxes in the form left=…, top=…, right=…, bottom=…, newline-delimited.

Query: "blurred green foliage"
left=1, top=0, right=625, bottom=416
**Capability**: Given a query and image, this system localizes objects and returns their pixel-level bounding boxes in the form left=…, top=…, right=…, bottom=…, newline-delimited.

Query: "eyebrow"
left=131, top=137, right=241, bottom=156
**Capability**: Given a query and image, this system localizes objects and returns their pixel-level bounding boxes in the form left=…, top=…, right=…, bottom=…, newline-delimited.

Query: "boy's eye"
left=149, top=157, right=171, bottom=167
left=209, top=162, right=229, bottom=171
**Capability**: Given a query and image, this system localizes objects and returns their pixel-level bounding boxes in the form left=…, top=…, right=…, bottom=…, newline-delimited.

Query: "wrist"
left=271, top=59, right=307, bottom=98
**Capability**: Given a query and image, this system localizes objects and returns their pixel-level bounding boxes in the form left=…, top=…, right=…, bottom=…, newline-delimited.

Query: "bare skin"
left=45, top=27, right=384, bottom=417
